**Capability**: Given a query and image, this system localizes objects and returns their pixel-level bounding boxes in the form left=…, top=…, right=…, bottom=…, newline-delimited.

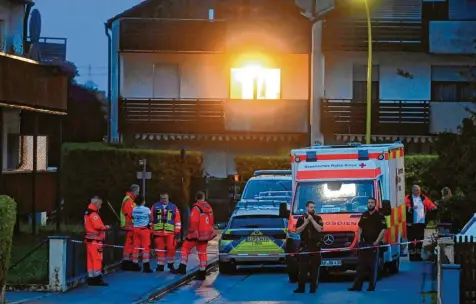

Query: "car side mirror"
left=216, top=222, right=228, bottom=229
left=279, top=202, right=290, bottom=218
left=381, top=200, right=392, bottom=216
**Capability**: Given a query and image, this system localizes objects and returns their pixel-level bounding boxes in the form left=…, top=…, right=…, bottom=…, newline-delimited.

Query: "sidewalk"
left=6, top=239, right=219, bottom=304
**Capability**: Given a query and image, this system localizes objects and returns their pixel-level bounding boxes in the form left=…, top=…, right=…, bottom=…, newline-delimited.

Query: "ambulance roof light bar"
left=306, top=151, right=317, bottom=162
left=358, top=149, right=369, bottom=160
left=254, top=170, right=291, bottom=176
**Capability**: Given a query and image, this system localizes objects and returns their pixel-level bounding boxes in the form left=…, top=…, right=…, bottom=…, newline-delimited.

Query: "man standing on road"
left=84, top=196, right=110, bottom=286
left=294, top=201, right=324, bottom=294
left=120, top=184, right=140, bottom=271
left=131, top=196, right=153, bottom=273
left=151, top=193, right=181, bottom=273
left=177, top=191, right=217, bottom=280
left=349, top=197, right=387, bottom=292
left=405, top=185, right=437, bottom=261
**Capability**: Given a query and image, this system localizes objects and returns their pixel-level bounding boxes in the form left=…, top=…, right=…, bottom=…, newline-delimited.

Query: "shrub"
left=437, top=195, right=476, bottom=233
left=0, top=196, right=17, bottom=303
left=235, top=155, right=290, bottom=181
left=62, top=143, right=203, bottom=224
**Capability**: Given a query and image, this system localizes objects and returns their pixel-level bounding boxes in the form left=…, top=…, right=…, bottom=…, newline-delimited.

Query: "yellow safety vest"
left=119, top=195, right=136, bottom=228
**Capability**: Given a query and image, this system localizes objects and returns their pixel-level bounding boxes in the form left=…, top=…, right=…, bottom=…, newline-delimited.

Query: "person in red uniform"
left=177, top=191, right=217, bottom=280
left=84, top=196, right=110, bottom=286
left=151, top=193, right=181, bottom=273
left=120, top=184, right=140, bottom=271
left=405, top=184, right=437, bottom=261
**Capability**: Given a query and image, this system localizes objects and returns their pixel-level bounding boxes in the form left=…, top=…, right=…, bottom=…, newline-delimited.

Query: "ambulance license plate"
left=246, top=236, right=270, bottom=242
left=321, top=260, right=342, bottom=267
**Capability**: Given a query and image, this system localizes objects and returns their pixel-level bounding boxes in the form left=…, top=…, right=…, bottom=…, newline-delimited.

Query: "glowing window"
left=230, top=64, right=281, bottom=100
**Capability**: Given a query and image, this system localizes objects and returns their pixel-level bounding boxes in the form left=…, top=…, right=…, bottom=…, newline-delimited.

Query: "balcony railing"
left=0, top=53, right=67, bottom=112
left=119, top=98, right=226, bottom=134
left=26, top=37, right=68, bottom=62
left=322, top=20, right=426, bottom=52
left=321, top=99, right=430, bottom=135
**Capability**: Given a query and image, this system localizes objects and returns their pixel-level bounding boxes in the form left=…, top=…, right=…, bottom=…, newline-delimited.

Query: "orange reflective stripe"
left=296, top=168, right=382, bottom=180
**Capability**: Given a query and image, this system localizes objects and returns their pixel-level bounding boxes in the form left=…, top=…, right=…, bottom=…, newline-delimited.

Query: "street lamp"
left=363, top=0, right=372, bottom=144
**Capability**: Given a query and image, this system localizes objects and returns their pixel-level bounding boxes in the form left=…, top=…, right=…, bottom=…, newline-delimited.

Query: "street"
left=152, top=258, right=433, bottom=304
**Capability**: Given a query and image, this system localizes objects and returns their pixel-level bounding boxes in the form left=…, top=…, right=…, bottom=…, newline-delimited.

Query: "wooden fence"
left=454, top=236, right=476, bottom=304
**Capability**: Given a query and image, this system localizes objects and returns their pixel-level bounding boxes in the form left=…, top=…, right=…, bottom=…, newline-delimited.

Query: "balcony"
left=26, top=37, right=68, bottom=62
left=322, top=20, right=426, bottom=52
left=0, top=53, right=67, bottom=112
left=119, top=98, right=226, bottom=134
left=320, top=99, right=430, bottom=135
left=429, top=21, right=476, bottom=55
left=119, top=19, right=227, bottom=52
left=119, top=98, right=309, bottom=134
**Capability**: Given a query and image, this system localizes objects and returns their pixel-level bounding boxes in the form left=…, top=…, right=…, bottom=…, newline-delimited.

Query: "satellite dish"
left=28, top=9, right=42, bottom=61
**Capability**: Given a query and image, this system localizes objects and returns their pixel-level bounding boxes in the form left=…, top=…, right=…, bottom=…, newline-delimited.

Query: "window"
left=377, top=180, right=383, bottom=208
left=352, top=65, right=380, bottom=102
left=431, top=66, right=476, bottom=101
left=241, top=179, right=292, bottom=200
left=0, top=20, right=5, bottom=52
left=4, top=135, right=48, bottom=171
left=230, top=65, right=281, bottom=99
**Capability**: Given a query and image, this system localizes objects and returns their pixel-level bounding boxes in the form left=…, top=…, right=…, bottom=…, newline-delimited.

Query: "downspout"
left=104, top=23, right=112, bottom=142
left=22, top=1, right=35, bottom=56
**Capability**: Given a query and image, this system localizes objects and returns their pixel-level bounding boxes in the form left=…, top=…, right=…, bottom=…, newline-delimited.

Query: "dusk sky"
left=33, top=0, right=144, bottom=92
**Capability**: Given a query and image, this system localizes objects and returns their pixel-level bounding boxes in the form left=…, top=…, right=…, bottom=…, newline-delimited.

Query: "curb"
left=132, top=258, right=219, bottom=304
left=7, top=294, right=53, bottom=304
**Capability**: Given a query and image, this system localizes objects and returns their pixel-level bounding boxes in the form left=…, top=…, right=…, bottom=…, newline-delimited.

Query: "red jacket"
left=187, top=201, right=217, bottom=241
left=405, top=194, right=437, bottom=224
left=120, top=192, right=136, bottom=230
left=84, top=204, right=108, bottom=241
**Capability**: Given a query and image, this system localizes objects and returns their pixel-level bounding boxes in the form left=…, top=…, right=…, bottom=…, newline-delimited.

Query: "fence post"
left=48, top=236, right=69, bottom=292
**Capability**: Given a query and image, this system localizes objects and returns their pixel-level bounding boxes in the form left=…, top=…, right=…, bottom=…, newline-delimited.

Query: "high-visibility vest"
left=152, top=202, right=177, bottom=232
left=120, top=195, right=136, bottom=228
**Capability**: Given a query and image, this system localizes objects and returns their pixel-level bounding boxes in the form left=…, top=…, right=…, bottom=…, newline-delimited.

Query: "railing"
left=320, top=99, right=430, bottom=135
left=0, top=53, right=68, bottom=111
left=26, top=37, right=67, bottom=62
left=454, top=236, right=476, bottom=303
left=119, top=18, right=227, bottom=52
left=322, top=20, right=425, bottom=52
left=0, top=171, right=58, bottom=214
left=119, top=98, right=225, bottom=133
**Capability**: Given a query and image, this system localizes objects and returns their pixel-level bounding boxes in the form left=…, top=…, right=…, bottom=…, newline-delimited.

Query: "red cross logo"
left=359, top=163, right=366, bottom=168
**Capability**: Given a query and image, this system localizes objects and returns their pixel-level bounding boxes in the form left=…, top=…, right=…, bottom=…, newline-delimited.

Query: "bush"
left=235, top=154, right=438, bottom=196
left=62, top=143, right=203, bottom=224
left=0, top=196, right=17, bottom=303
left=437, top=195, right=476, bottom=233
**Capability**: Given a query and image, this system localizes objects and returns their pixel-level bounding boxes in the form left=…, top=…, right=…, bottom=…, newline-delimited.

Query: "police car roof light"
left=306, top=151, right=317, bottom=162
left=358, top=149, right=369, bottom=160
left=254, top=170, right=291, bottom=176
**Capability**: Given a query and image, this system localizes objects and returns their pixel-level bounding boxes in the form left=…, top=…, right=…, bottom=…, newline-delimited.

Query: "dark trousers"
left=352, top=247, right=379, bottom=290
left=407, top=223, right=425, bottom=255
left=298, top=251, right=321, bottom=288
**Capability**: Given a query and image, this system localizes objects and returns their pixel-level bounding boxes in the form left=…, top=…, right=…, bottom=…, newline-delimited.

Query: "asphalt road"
left=151, top=258, right=432, bottom=304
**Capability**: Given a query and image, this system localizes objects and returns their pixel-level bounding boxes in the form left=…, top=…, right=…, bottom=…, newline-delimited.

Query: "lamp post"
left=363, top=0, right=373, bottom=144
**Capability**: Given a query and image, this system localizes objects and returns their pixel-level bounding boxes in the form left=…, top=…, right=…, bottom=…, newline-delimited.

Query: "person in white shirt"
left=405, top=185, right=437, bottom=261
left=131, top=197, right=153, bottom=273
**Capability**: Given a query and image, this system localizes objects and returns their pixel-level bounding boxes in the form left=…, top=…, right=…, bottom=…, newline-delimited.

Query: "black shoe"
left=367, top=286, right=375, bottom=291
left=348, top=287, right=362, bottom=291
left=130, top=263, right=141, bottom=271
left=121, top=260, right=132, bottom=270
left=177, top=263, right=187, bottom=275
left=87, top=276, right=108, bottom=286
left=168, top=263, right=178, bottom=274
left=293, top=284, right=305, bottom=293
left=156, top=265, right=165, bottom=272
left=195, top=270, right=206, bottom=281
left=143, top=262, right=153, bottom=273
left=97, top=275, right=109, bottom=286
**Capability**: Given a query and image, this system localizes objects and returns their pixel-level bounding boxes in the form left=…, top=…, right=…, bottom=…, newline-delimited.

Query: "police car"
left=218, top=205, right=288, bottom=274
left=235, top=170, right=292, bottom=209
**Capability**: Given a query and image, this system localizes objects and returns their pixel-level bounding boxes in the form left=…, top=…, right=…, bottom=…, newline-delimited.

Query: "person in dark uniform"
left=348, top=197, right=387, bottom=292
left=294, top=201, right=324, bottom=294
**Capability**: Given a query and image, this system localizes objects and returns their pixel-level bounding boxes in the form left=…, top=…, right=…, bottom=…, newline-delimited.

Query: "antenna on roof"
left=27, top=9, right=42, bottom=61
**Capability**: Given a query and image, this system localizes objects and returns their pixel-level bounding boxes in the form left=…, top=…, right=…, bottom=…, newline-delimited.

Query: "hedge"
left=0, top=196, right=17, bottom=303
left=235, top=154, right=438, bottom=196
left=62, top=143, right=203, bottom=224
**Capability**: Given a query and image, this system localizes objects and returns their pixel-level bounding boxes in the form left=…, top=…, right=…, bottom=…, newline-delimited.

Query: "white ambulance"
left=279, top=142, right=407, bottom=282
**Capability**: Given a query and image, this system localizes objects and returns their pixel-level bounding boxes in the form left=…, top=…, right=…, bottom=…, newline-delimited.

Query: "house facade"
left=308, top=0, right=476, bottom=152
left=0, top=0, right=68, bottom=227
left=106, top=0, right=311, bottom=178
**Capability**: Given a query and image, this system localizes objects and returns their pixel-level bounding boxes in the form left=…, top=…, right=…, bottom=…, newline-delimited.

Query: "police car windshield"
left=242, top=180, right=292, bottom=200
left=230, top=215, right=285, bottom=229
left=292, top=180, right=374, bottom=215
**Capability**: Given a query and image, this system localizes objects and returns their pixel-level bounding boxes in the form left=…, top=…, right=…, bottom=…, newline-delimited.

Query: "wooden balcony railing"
left=320, top=99, right=430, bottom=135
left=26, top=37, right=68, bottom=62
left=322, top=20, right=426, bottom=52
left=119, top=98, right=226, bottom=134
left=0, top=53, right=67, bottom=112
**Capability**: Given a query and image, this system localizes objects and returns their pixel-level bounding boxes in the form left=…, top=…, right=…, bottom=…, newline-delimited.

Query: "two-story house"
left=0, top=0, right=68, bottom=231
left=106, top=0, right=311, bottom=178
left=308, top=0, right=476, bottom=153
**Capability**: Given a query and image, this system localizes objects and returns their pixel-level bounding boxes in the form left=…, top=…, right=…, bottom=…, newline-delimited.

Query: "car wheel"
left=218, top=262, right=236, bottom=274
left=389, top=257, right=400, bottom=274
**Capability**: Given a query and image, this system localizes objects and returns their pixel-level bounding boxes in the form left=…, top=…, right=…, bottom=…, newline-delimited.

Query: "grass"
left=421, top=291, right=438, bottom=304
left=7, top=223, right=83, bottom=285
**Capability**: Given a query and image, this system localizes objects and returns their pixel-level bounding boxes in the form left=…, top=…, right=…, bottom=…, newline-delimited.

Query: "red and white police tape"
left=68, top=236, right=443, bottom=256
